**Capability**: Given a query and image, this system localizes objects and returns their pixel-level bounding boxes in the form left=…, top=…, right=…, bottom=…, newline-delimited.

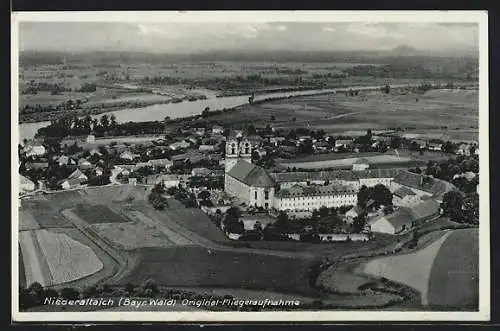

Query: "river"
left=18, top=84, right=417, bottom=142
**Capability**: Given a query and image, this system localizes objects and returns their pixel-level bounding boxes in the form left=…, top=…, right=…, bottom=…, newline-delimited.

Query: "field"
left=118, top=245, right=318, bottom=296
left=427, top=229, right=479, bottom=308
left=19, top=231, right=49, bottom=286
left=209, top=88, right=478, bottom=141
left=88, top=221, right=175, bottom=251
left=360, top=229, right=478, bottom=308
left=19, top=209, right=40, bottom=231
left=35, top=229, right=104, bottom=285
left=279, top=154, right=414, bottom=170
left=73, top=204, right=130, bottom=224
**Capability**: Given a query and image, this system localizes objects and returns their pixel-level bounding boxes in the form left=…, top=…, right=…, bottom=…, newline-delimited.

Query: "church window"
left=264, top=191, right=269, bottom=200
left=245, top=143, right=250, bottom=154
left=255, top=191, right=258, bottom=199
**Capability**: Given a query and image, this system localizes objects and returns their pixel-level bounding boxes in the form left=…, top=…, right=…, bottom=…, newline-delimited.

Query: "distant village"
left=19, top=119, right=480, bottom=242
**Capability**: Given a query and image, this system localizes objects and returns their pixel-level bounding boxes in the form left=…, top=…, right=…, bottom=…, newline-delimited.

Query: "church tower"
left=225, top=136, right=253, bottom=173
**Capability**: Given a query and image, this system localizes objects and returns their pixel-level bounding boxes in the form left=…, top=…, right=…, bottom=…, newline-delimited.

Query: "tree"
left=275, top=212, right=290, bottom=233
left=202, top=107, right=210, bottom=118
left=139, top=278, right=159, bottom=297
left=357, top=185, right=371, bottom=208
left=372, top=184, right=393, bottom=208
left=390, top=135, right=402, bottom=150
left=198, top=190, right=211, bottom=201
left=319, top=206, right=329, bottom=218
left=441, top=191, right=465, bottom=222
left=110, top=114, right=117, bottom=128
left=100, top=114, right=110, bottom=130
left=226, top=206, right=241, bottom=222
left=59, top=287, right=80, bottom=300
left=352, top=214, right=367, bottom=233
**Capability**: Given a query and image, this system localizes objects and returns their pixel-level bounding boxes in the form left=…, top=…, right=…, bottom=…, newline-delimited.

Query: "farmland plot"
left=427, top=229, right=478, bottom=308
left=361, top=230, right=453, bottom=305
left=74, top=204, right=129, bottom=224
left=19, top=209, right=40, bottom=231
left=19, top=231, right=49, bottom=286
left=89, top=220, right=176, bottom=250
left=35, top=229, right=103, bottom=285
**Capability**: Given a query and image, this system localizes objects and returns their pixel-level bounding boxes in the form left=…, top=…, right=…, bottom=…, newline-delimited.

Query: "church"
left=224, top=135, right=275, bottom=209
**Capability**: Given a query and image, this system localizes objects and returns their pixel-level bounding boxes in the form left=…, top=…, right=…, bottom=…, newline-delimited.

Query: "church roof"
left=227, top=160, right=275, bottom=187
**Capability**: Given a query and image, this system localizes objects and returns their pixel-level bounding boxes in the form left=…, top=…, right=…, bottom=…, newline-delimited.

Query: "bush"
left=59, top=287, right=80, bottom=300
left=311, top=300, right=324, bottom=309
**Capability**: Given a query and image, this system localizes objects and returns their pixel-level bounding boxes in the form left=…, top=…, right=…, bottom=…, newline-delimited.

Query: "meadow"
left=208, top=88, right=478, bottom=141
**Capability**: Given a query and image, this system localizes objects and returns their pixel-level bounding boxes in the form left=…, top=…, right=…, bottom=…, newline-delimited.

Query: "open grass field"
left=360, top=228, right=478, bottom=308
left=427, top=229, right=479, bottom=309
left=35, top=229, right=103, bottom=285
left=73, top=204, right=130, bottom=224
left=118, top=245, right=317, bottom=296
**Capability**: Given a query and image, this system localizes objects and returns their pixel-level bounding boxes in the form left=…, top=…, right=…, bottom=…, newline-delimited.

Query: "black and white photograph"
left=11, top=11, right=489, bottom=322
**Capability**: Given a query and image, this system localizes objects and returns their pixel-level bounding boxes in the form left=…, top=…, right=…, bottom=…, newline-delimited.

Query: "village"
left=18, top=115, right=480, bottom=243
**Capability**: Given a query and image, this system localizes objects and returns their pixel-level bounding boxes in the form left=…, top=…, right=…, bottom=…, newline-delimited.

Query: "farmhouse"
left=334, top=139, right=353, bottom=149
left=191, top=167, right=212, bottom=177
left=25, top=161, right=49, bottom=170
left=368, top=199, right=440, bottom=234
left=86, top=134, right=96, bottom=143
left=392, top=186, right=421, bottom=207
left=345, top=205, right=364, bottom=222
left=61, top=169, right=88, bottom=189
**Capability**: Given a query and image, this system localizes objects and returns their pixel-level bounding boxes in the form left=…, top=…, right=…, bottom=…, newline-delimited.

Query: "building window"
left=245, top=143, right=250, bottom=154
left=264, top=190, right=269, bottom=200
left=265, top=203, right=269, bottom=209
left=255, top=191, right=258, bottom=199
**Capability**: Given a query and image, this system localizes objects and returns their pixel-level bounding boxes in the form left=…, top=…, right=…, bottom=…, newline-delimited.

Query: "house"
left=428, top=142, right=443, bottom=151
left=57, top=155, right=70, bottom=166
left=61, top=169, right=88, bottom=189
left=169, top=141, right=191, bottom=151
left=412, top=139, right=427, bottom=150
left=89, top=149, right=102, bottom=156
left=128, top=178, right=138, bottom=186
left=334, top=139, right=353, bottom=149
left=23, top=142, right=46, bottom=157
left=270, top=137, right=285, bottom=146
left=453, top=171, right=477, bottom=181
left=368, top=208, right=417, bottom=234
left=345, top=205, right=364, bottom=223
left=171, top=151, right=205, bottom=164
left=314, top=141, right=330, bottom=152
left=147, top=158, right=173, bottom=169
left=78, top=158, right=92, bottom=169
left=368, top=199, right=440, bottom=234
left=194, top=127, right=206, bottom=136
left=20, top=175, right=36, bottom=193
left=86, top=134, right=95, bottom=143
left=191, top=167, right=212, bottom=177
left=456, top=143, right=471, bottom=156
left=94, top=167, right=104, bottom=176
left=391, top=171, right=454, bottom=203
left=120, top=151, right=138, bottom=161
left=352, top=158, right=370, bottom=171
left=392, top=186, right=421, bottom=207
left=186, top=136, right=199, bottom=145
left=199, top=144, right=216, bottom=152
left=212, top=125, right=224, bottom=135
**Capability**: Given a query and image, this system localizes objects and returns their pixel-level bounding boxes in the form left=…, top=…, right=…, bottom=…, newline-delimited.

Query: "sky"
left=19, top=22, right=479, bottom=54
